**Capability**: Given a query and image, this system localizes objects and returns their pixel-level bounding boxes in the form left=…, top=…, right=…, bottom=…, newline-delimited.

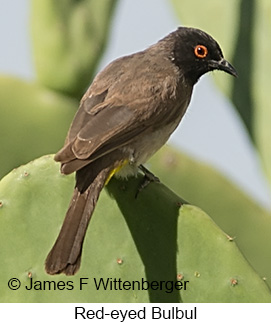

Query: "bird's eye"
left=194, top=45, right=208, bottom=58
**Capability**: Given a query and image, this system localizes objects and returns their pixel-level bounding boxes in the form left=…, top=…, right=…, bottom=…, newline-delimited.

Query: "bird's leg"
left=139, top=164, right=160, bottom=182
left=135, top=164, right=160, bottom=198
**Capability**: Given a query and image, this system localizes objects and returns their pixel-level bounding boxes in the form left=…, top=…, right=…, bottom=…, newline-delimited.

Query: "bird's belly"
left=116, top=118, right=182, bottom=179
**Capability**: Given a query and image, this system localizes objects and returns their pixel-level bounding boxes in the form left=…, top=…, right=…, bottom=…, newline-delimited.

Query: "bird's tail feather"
left=45, top=166, right=111, bottom=275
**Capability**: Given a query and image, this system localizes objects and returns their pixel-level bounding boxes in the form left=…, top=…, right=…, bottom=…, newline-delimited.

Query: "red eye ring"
left=194, top=45, right=208, bottom=58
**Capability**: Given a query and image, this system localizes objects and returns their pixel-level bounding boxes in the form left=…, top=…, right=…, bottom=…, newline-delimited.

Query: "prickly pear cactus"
left=0, top=77, right=77, bottom=179
left=149, top=146, right=271, bottom=288
left=0, top=156, right=270, bottom=302
left=177, top=205, right=271, bottom=302
left=31, top=0, right=118, bottom=98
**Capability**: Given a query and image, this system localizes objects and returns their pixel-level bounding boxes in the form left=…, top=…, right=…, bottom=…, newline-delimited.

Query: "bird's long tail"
left=45, top=164, right=111, bottom=276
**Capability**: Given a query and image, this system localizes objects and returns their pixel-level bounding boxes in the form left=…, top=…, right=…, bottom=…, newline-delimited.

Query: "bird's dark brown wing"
left=72, top=103, right=147, bottom=158
left=55, top=99, right=153, bottom=174
left=65, top=90, right=109, bottom=145
left=55, top=52, right=181, bottom=174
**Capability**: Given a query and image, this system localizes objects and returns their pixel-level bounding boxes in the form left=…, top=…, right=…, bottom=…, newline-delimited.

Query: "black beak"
left=209, top=58, right=238, bottom=77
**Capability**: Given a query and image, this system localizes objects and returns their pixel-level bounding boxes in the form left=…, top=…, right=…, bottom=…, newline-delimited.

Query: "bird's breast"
left=115, top=104, right=188, bottom=179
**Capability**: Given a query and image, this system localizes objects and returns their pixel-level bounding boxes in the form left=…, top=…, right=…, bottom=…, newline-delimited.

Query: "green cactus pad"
left=0, top=155, right=270, bottom=302
left=149, top=146, right=271, bottom=288
left=0, top=76, right=77, bottom=179
left=31, top=0, right=118, bottom=98
left=177, top=205, right=271, bottom=302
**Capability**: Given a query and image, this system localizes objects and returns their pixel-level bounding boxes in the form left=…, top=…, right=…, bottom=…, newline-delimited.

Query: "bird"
left=45, top=26, right=237, bottom=275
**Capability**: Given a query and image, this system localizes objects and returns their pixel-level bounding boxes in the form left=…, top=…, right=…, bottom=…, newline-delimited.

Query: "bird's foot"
left=135, top=164, right=160, bottom=198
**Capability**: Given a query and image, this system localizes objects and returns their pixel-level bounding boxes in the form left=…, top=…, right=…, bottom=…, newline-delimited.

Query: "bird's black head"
left=165, top=27, right=237, bottom=85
